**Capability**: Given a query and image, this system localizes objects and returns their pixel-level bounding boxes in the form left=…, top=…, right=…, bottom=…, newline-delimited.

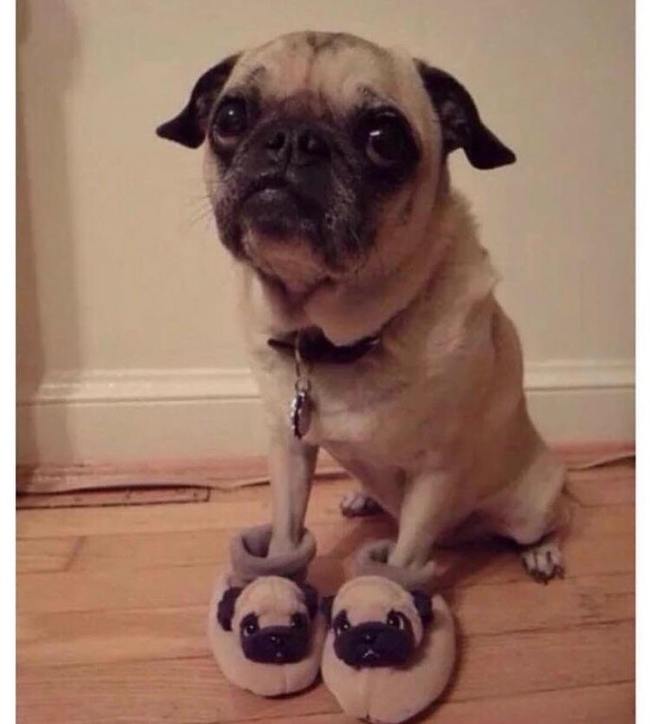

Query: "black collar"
left=267, top=327, right=381, bottom=364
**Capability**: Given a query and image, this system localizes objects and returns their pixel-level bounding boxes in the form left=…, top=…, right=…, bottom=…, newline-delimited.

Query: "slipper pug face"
left=217, top=576, right=318, bottom=665
left=321, top=576, right=433, bottom=669
left=157, top=31, right=514, bottom=297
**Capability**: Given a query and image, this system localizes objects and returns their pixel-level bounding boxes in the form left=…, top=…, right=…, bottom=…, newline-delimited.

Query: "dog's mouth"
left=235, top=174, right=339, bottom=296
left=241, top=175, right=323, bottom=236
left=216, top=168, right=370, bottom=299
left=242, top=174, right=291, bottom=199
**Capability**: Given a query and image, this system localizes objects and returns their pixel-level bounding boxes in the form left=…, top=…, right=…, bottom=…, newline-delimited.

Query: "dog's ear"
left=320, top=595, right=335, bottom=625
left=156, top=53, right=241, bottom=148
left=216, top=586, right=243, bottom=631
left=410, top=589, right=434, bottom=625
left=297, top=582, right=319, bottom=619
left=416, top=61, right=515, bottom=170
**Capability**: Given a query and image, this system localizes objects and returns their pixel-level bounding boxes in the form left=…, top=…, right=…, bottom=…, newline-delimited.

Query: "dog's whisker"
left=179, top=199, right=218, bottom=234
left=158, top=43, right=564, bottom=709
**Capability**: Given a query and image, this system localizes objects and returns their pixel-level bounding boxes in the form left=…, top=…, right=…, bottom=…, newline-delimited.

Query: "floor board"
left=16, top=457, right=635, bottom=723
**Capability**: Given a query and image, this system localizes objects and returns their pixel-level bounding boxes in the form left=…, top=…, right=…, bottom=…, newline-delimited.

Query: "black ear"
left=216, top=586, right=243, bottom=631
left=320, top=595, right=335, bottom=625
left=416, top=61, right=515, bottom=170
left=156, top=53, right=240, bottom=148
left=410, top=589, right=434, bottom=625
left=298, top=582, right=319, bottom=620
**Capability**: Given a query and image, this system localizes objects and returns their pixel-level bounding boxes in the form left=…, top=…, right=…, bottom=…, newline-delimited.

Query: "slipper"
left=208, top=573, right=326, bottom=696
left=207, top=525, right=325, bottom=696
left=350, top=538, right=437, bottom=591
left=229, top=523, right=317, bottom=585
left=320, top=540, right=456, bottom=724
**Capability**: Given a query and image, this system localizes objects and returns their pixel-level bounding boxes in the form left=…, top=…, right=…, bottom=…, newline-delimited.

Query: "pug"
left=208, top=574, right=325, bottom=697
left=321, top=577, right=433, bottom=668
left=157, top=31, right=567, bottom=585
left=217, top=576, right=319, bottom=664
left=320, top=576, right=455, bottom=723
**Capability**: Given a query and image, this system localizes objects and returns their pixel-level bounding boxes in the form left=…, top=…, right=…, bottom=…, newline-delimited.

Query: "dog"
left=217, top=576, right=319, bottom=664
left=157, top=30, right=567, bottom=585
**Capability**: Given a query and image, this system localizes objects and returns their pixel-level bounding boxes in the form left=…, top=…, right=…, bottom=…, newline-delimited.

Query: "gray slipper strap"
left=229, top=524, right=317, bottom=585
left=353, top=539, right=436, bottom=591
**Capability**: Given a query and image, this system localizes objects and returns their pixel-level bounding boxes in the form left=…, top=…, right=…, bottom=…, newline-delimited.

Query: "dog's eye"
left=240, top=613, right=259, bottom=636
left=363, top=113, right=409, bottom=167
left=386, top=610, right=405, bottom=629
left=290, top=613, right=307, bottom=629
left=213, top=98, right=248, bottom=139
left=333, top=611, right=351, bottom=635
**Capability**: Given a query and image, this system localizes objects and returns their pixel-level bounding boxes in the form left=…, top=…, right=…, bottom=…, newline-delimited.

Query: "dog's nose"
left=263, top=125, right=330, bottom=167
left=265, top=129, right=288, bottom=158
left=296, top=128, right=329, bottom=163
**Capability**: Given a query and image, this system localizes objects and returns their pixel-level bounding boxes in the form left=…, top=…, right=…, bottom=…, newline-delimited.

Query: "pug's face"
left=322, top=576, right=433, bottom=669
left=217, top=576, right=318, bottom=665
left=158, top=31, right=514, bottom=297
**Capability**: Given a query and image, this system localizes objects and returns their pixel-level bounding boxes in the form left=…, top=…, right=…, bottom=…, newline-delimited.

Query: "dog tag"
left=290, top=388, right=312, bottom=439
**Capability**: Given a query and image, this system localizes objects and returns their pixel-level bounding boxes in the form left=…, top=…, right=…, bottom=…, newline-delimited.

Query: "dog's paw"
left=521, top=540, right=565, bottom=584
left=340, top=491, right=383, bottom=518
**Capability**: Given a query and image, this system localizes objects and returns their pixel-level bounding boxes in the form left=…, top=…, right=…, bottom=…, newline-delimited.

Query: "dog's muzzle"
left=238, top=119, right=336, bottom=236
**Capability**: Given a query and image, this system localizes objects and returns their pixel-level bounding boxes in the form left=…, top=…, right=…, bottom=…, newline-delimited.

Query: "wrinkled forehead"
left=236, top=577, right=302, bottom=620
left=335, top=579, right=414, bottom=623
left=226, top=32, right=421, bottom=119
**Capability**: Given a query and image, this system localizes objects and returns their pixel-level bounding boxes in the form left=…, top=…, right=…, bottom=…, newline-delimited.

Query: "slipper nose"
left=269, top=633, right=285, bottom=648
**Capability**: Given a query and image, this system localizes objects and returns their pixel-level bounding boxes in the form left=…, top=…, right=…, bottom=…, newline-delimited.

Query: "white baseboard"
left=17, top=360, right=634, bottom=465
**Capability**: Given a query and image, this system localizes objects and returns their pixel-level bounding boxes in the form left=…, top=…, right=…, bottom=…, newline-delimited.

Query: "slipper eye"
left=386, top=610, right=405, bottom=630
left=333, top=610, right=351, bottom=636
left=290, top=612, right=308, bottom=629
left=240, top=613, right=259, bottom=637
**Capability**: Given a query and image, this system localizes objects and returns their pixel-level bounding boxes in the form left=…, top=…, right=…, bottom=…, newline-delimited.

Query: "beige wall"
left=17, top=0, right=634, bottom=465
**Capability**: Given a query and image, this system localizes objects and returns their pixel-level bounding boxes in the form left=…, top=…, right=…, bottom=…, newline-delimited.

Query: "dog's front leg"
left=267, top=429, right=319, bottom=557
left=388, top=470, right=456, bottom=572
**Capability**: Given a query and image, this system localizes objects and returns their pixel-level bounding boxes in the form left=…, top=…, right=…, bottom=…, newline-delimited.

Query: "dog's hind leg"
left=517, top=493, right=571, bottom=583
left=340, top=490, right=384, bottom=517
left=520, top=532, right=565, bottom=583
left=332, top=458, right=403, bottom=519
left=493, top=482, right=570, bottom=584
left=481, top=434, right=569, bottom=583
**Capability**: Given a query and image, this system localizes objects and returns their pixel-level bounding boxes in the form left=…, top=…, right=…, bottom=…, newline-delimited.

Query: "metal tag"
left=290, top=388, right=312, bottom=439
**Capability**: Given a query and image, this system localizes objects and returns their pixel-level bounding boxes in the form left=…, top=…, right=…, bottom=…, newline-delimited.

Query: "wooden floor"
left=16, top=455, right=635, bottom=723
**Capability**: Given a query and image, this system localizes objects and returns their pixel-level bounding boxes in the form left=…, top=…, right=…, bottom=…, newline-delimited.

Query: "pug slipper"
left=208, top=573, right=326, bottom=696
left=320, top=576, right=456, bottom=724
left=229, top=524, right=317, bottom=584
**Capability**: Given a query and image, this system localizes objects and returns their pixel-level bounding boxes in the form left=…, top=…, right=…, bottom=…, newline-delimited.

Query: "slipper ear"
left=298, top=582, right=319, bottom=619
left=320, top=595, right=335, bottom=625
left=217, top=586, right=243, bottom=631
left=410, top=590, right=434, bottom=625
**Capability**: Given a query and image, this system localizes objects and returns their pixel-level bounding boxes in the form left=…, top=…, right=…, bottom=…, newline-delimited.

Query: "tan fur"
left=332, top=576, right=425, bottom=644
left=208, top=574, right=325, bottom=697
left=321, top=576, right=456, bottom=723
left=204, top=32, right=566, bottom=580
left=233, top=576, right=309, bottom=629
